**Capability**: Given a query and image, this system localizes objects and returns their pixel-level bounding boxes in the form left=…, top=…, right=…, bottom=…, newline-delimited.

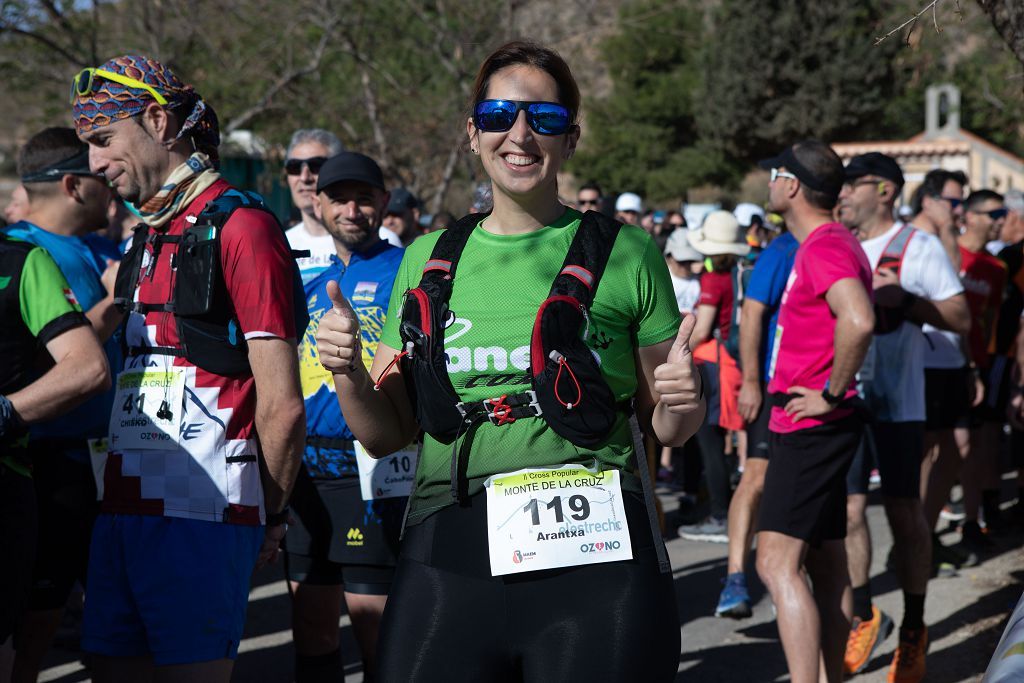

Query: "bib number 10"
left=523, top=495, right=591, bottom=525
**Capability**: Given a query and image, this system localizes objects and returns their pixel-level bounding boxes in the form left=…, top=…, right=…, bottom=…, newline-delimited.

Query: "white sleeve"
left=904, top=232, right=963, bottom=301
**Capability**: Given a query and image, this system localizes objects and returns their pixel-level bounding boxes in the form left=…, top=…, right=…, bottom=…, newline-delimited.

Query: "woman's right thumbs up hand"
left=315, top=280, right=362, bottom=375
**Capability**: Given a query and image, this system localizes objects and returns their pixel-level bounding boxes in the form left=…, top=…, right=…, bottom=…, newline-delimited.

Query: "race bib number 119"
left=484, top=464, right=632, bottom=576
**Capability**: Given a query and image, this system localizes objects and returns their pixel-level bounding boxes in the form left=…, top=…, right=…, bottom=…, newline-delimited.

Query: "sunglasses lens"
left=474, top=100, right=517, bottom=132
left=991, top=209, right=1008, bottom=220
left=305, top=157, right=326, bottom=174
left=285, top=157, right=327, bottom=176
left=527, top=103, right=570, bottom=135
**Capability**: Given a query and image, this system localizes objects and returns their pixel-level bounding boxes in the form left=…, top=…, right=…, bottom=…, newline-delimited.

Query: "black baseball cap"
left=316, top=152, right=385, bottom=193
left=386, top=187, right=418, bottom=215
left=844, top=152, right=905, bottom=188
left=758, top=141, right=844, bottom=198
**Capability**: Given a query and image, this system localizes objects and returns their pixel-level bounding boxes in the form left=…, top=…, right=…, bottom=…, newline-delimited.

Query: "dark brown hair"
left=17, top=127, right=84, bottom=178
left=469, top=41, right=581, bottom=124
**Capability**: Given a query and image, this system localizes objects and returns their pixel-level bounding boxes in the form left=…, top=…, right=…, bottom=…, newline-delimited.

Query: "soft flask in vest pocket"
left=531, top=294, right=617, bottom=448
left=399, top=286, right=465, bottom=441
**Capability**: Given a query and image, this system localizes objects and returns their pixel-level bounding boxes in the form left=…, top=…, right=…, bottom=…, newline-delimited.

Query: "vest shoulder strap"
left=417, top=212, right=488, bottom=296
left=550, top=210, right=623, bottom=306
left=876, top=224, right=915, bottom=276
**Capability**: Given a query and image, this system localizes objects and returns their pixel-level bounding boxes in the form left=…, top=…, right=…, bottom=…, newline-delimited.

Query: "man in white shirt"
left=283, top=129, right=345, bottom=284
left=838, top=153, right=969, bottom=682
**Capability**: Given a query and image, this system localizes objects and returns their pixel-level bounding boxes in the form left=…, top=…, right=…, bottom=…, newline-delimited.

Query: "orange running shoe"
left=844, top=606, right=893, bottom=675
left=888, top=626, right=928, bottom=683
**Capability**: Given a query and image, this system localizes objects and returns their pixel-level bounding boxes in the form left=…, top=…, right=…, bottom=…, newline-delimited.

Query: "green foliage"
left=570, top=0, right=713, bottom=203
left=697, top=0, right=901, bottom=165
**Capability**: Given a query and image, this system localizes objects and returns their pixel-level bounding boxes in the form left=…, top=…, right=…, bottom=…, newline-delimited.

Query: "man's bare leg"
left=726, top=458, right=768, bottom=575
left=806, top=540, right=852, bottom=683
left=757, top=530, right=818, bottom=683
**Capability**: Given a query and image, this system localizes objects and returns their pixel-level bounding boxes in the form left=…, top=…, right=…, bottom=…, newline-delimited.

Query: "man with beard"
left=283, top=152, right=407, bottom=682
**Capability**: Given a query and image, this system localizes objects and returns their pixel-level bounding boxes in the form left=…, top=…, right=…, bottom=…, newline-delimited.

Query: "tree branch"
left=224, top=22, right=333, bottom=133
left=875, top=0, right=945, bottom=45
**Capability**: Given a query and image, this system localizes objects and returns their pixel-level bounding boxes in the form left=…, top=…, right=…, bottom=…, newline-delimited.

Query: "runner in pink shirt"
left=752, top=141, right=875, bottom=683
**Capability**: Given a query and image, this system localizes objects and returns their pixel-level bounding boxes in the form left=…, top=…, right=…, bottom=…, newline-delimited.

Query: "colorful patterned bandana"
left=135, top=152, right=221, bottom=229
left=71, top=54, right=221, bottom=167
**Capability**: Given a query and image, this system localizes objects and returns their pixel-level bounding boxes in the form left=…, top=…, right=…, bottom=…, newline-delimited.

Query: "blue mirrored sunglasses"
left=473, top=99, right=573, bottom=136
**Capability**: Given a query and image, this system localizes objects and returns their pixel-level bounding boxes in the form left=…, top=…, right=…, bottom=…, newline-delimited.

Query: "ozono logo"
left=579, top=540, right=622, bottom=553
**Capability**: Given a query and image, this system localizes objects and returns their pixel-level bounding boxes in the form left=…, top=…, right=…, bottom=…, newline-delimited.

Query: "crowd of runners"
left=1, top=40, right=1023, bottom=683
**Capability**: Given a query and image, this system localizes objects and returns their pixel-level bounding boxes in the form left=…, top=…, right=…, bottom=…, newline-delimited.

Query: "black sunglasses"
left=970, top=207, right=1008, bottom=221
left=284, top=156, right=327, bottom=176
left=577, top=198, right=601, bottom=206
left=473, top=99, right=574, bottom=136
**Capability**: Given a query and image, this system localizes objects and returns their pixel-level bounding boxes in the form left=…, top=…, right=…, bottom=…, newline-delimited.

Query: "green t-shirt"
left=380, top=208, right=680, bottom=524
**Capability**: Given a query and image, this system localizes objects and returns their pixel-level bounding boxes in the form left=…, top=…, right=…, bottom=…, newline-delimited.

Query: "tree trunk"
left=975, top=0, right=1024, bottom=67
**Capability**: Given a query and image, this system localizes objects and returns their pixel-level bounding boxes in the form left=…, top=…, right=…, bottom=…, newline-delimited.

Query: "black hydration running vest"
left=113, top=189, right=308, bottom=377
left=0, top=237, right=43, bottom=396
left=394, top=211, right=672, bottom=573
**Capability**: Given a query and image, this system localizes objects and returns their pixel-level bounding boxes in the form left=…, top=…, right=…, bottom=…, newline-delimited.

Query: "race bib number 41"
left=108, top=368, right=185, bottom=451
left=484, top=464, right=632, bottom=576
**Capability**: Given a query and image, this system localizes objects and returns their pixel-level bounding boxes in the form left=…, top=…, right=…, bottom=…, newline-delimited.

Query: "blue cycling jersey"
left=299, top=240, right=404, bottom=478
left=2, top=222, right=123, bottom=454
left=744, top=231, right=798, bottom=380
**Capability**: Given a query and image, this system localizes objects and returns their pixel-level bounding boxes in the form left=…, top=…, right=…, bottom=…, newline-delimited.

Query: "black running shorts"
left=27, top=442, right=98, bottom=610
left=745, top=384, right=771, bottom=460
left=924, top=367, right=970, bottom=431
left=0, top=465, right=36, bottom=642
left=283, top=465, right=404, bottom=593
left=869, top=421, right=924, bottom=499
left=758, top=416, right=862, bottom=546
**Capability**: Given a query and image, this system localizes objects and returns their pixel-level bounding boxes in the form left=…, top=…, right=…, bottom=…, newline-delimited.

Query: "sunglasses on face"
left=577, top=198, right=600, bottom=207
left=936, top=195, right=964, bottom=209
left=971, top=207, right=1008, bottom=221
left=284, top=156, right=327, bottom=176
left=71, top=68, right=169, bottom=106
left=473, top=99, right=573, bottom=136
left=770, top=168, right=798, bottom=183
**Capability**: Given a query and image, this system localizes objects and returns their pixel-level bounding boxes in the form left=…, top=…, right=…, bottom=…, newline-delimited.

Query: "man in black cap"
left=284, top=152, right=409, bottom=682
left=754, top=140, right=875, bottom=683
left=380, top=186, right=420, bottom=247
left=838, top=152, right=968, bottom=681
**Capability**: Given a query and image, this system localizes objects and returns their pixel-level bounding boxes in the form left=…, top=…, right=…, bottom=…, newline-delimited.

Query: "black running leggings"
left=377, top=492, right=680, bottom=682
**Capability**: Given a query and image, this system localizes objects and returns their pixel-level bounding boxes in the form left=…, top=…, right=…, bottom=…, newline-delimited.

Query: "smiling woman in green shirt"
left=315, top=41, right=705, bottom=682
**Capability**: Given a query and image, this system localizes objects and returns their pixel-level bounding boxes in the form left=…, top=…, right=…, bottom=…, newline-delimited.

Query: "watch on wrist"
left=821, top=388, right=843, bottom=406
left=265, top=508, right=290, bottom=526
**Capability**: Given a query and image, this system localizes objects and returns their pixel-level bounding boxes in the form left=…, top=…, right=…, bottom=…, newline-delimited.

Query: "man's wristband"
left=265, top=508, right=290, bottom=526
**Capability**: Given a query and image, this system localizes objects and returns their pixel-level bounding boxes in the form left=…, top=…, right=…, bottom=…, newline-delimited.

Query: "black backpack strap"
left=416, top=212, right=488, bottom=298
left=628, top=413, right=671, bottom=573
left=550, top=210, right=623, bottom=305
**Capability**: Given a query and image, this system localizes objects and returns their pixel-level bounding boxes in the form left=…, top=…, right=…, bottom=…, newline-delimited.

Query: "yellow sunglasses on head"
left=70, top=67, right=168, bottom=106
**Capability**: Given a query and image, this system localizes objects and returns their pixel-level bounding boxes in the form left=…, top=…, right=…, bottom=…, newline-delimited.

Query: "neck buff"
left=134, top=151, right=220, bottom=229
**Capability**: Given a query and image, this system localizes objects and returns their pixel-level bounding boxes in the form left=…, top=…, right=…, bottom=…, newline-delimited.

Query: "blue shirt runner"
left=298, top=239, right=404, bottom=478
